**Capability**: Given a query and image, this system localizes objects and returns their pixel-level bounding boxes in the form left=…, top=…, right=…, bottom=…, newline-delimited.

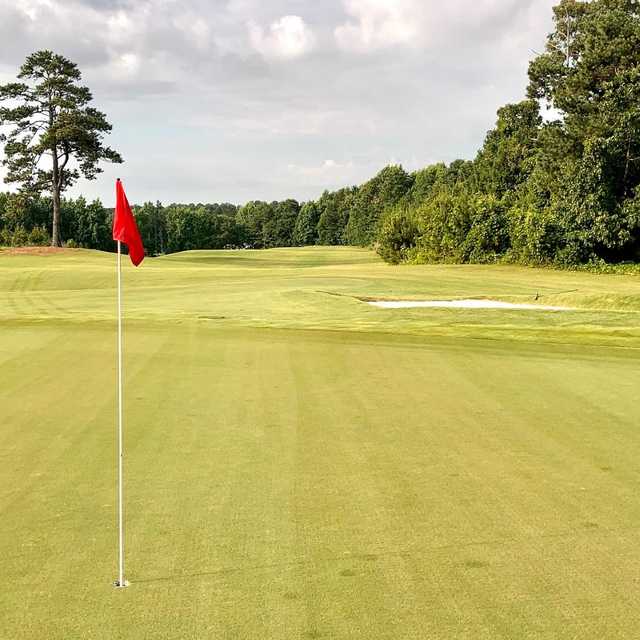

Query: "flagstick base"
left=113, top=580, right=130, bottom=589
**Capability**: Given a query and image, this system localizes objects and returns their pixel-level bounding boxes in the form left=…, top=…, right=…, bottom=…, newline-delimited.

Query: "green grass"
left=2, top=246, right=640, bottom=639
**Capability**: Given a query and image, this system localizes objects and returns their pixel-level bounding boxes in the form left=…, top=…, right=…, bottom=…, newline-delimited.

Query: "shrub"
left=28, top=226, right=50, bottom=246
left=460, top=195, right=508, bottom=263
left=506, top=205, right=560, bottom=264
left=0, top=226, right=29, bottom=246
left=376, top=207, right=421, bottom=264
left=412, top=190, right=472, bottom=263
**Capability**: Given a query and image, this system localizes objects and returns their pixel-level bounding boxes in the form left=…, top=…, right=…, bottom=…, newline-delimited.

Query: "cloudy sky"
left=0, top=0, right=556, bottom=205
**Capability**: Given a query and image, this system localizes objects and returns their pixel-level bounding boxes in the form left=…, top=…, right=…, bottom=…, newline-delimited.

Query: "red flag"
left=113, top=179, right=145, bottom=266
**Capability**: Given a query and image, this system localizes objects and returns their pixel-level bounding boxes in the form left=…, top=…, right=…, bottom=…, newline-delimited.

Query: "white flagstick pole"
left=115, top=240, right=128, bottom=588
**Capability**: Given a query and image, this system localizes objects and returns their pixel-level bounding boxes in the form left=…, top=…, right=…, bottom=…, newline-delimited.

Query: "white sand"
left=368, top=299, right=572, bottom=311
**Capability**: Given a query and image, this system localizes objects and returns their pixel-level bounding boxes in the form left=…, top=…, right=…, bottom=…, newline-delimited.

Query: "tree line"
left=377, top=0, right=640, bottom=267
left=2, top=0, right=640, bottom=268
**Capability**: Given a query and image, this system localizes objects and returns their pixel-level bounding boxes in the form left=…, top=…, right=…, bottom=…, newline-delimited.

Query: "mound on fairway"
left=0, top=245, right=77, bottom=256
left=1, top=247, right=640, bottom=639
left=367, top=299, right=573, bottom=311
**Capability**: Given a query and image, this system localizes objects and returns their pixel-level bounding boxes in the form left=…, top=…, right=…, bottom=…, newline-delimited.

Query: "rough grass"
left=1, top=247, right=640, bottom=639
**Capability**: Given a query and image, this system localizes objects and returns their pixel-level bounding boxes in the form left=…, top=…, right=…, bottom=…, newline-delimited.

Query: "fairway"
left=2, top=247, right=640, bottom=639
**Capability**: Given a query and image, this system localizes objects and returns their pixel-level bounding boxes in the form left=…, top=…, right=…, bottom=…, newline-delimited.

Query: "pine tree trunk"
left=51, top=147, right=61, bottom=247
left=51, top=186, right=61, bottom=247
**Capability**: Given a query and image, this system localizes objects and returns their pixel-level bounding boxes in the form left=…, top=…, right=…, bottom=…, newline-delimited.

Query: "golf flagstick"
left=115, top=240, right=128, bottom=588
left=112, top=179, right=145, bottom=589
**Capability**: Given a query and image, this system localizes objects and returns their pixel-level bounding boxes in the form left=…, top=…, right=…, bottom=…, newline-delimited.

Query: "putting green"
left=1, top=247, right=640, bottom=639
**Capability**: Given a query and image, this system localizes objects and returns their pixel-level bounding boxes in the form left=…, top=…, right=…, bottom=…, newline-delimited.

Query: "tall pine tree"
left=0, top=51, right=122, bottom=246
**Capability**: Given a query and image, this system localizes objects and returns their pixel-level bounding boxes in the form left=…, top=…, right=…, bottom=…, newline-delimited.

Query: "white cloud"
left=288, top=159, right=355, bottom=178
left=172, top=13, right=212, bottom=52
left=284, top=158, right=379, bottom=192
left=335, top=0, right=420, bottom=52
left=224, top=106, right=380, bottom=137
left=335, top=0, right=538, bottom=53
left=0, top=0, right=558, bottom=203
left=113, top=52, right=139, bottom=76
left=248, top=15, right=315, bottom=60
left=13, top=0, right=51, bottom=21
left=105, top=9, right=140, bottom=45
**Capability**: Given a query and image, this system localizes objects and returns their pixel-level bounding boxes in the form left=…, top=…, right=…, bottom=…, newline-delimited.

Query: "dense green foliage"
left=345, top=165, right=413, bottom=246
left=378, top=0, right=640, bottom=266
left=0, top=192, right=110, bottom=248
left=1, top=1, right=638, bottom=267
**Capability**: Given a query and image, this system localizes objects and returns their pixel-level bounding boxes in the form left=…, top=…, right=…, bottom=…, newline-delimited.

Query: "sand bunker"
left=368, top=299, right=572, bottom=311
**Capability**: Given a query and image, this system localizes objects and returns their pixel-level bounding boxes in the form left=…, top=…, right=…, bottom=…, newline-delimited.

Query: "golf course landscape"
left=2, top=246, right=640, bottom=638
